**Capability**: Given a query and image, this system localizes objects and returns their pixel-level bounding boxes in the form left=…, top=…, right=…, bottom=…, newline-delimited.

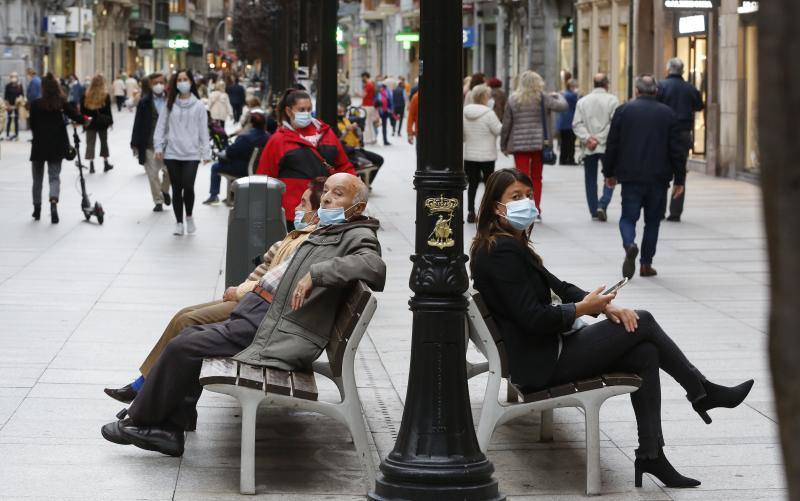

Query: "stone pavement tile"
left=0, top=397, right=124, bottom=439
left=746, top=401, right=778, bottom=422
left=660, top=464, right=786, bottom=491
left=174, top=465, right=366, bottom=496
left=0, top=366, right=44, bottom=388
left=47, top=340, right=150, bottom=370
left=174, top=494, right=362, bottom=501
left=600, top=417, right=778, bottom=448
left=0, top=394, right=26, bottom=427
left=491, top=447, right=664, bottom=496
left=37, top=367, right=137, bottom=386
left=27, top=382, right=114, bottom=400
left=658, top=443, right=783, bottom=467
left=0, top=342, right=65, bottom=366
left=99, top=284, right=217, bottom=306
left=0, top=462, right=178, bottom=499
left=665, top=488, right=785, bottom=500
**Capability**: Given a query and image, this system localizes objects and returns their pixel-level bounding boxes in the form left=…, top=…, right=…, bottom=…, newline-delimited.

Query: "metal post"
left=317, top=0, right=338, bottom=127
left=369, top=0, right=504, bottom=499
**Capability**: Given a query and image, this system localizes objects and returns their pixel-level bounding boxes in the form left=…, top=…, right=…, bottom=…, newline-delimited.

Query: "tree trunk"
left=759, top=2, right=800, bottom=499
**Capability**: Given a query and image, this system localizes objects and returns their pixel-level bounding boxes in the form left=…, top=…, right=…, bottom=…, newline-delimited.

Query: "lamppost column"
left=369, top=0, right=504, bottom=499
left=317, top=0, right=338, bottom=127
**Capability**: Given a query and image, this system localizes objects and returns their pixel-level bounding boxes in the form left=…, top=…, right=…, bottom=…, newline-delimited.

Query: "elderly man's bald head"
left=320, top=173, right=369, bottom=217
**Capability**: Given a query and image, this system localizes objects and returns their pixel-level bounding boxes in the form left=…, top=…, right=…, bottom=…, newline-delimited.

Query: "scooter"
left=71, top=125, right=104, bottom=225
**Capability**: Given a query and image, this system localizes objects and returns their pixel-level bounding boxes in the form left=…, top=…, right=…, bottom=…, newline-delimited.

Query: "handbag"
left=540, top=97, right=557, bottom=165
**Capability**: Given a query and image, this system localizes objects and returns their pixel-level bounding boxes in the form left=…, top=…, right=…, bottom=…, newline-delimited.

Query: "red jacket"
left=256, top=120, right=355, bottom=221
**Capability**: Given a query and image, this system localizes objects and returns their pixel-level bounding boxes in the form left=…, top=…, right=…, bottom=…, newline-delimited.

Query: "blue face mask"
left=294, top=210, right=308, bottom=230
left=500, top=198, right=539, bottom=231
left=316, top=206, right=346, bottom=226
left=293, top=111, right=312, bottom=128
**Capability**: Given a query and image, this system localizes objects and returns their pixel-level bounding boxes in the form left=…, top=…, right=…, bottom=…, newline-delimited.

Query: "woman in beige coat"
left=208, top=80, right=233, bottom=128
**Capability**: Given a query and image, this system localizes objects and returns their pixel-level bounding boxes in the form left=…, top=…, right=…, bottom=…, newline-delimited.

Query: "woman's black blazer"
left=471, top=235, right=588, bottom=390
left=28, top=99, right=85, bottom=162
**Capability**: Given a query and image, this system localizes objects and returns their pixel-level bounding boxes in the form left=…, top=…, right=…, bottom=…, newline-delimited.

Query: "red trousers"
left=513, top=151, right=543, bottom=211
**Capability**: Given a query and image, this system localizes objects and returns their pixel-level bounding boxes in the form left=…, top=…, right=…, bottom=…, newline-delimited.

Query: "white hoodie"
left=153, top=94, right=210, bottom=161
left=463, top=103, right=503, bottom=162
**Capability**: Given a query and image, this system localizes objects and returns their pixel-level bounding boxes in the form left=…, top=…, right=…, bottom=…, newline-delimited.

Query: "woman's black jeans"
left=164, top=160, right=199, bottom=223
left=546, top=310, right=707, bottom=459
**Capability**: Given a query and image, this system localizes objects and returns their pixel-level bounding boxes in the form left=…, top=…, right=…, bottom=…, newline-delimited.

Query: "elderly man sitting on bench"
left=103, top=178, right=326, bottom=407
left=101, top=173, right=386, bottom=457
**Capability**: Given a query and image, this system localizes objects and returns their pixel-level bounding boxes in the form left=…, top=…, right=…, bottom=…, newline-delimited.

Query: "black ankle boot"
left=32, top=204, right=41, bottom=221
left=692, top=379, right=754, bottom=424
left=104, top=159, right=114, bottom=172
left=89, top=160, right=95, bottom=174
left=50, top=201, right=59, bottom=224
left=635, top=448, right=700, bottom=488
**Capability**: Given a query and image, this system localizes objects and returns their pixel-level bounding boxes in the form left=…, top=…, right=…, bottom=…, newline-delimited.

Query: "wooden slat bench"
left=465, top=291, right=642, bottom=496
left=199, top=281, right=377, bottom=495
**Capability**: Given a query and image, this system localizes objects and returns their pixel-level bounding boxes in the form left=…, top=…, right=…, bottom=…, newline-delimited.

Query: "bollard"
left=225, top=176, right=287, bottom=287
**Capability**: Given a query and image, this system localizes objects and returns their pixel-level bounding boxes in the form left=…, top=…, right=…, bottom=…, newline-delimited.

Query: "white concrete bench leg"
left=540, top=409, right=554, bottom=442
left=346, top=406, right=376, bottom=493
left=238, top=392, right=264, bottom=495
left=582, top=396, right=604, bottom=496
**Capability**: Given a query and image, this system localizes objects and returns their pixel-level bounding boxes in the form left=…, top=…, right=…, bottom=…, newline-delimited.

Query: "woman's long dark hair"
left=166, top=70, right=199, bottom=111
left=469, top=168, right=542, bottom=271
left=39, top=73, right=66, bottom=111
left=277, top=88, right=311, bottom=124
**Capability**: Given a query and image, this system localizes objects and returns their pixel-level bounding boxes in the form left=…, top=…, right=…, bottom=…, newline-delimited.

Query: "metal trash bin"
left=225, top=176, right=287, bottom=287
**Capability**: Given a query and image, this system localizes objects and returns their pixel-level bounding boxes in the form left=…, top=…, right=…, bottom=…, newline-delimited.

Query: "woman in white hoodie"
left=154, top=70, right=210, bottom=235
left=463, top=84, right=503, bottom=222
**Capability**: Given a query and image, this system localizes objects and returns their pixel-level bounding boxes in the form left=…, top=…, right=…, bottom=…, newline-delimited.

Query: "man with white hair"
left=658, top=58, right=703, bottom=222
left=101, top=173, right=385, bottom=457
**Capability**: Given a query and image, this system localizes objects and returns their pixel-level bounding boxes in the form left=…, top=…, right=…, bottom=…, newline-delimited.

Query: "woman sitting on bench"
left=469, top=168, right=754, bottom=489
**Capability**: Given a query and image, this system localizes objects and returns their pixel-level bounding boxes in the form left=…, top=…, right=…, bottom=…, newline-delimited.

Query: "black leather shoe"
left=692, top=379, right=754, bottom=424
left=104, top=384, right=137, bottom=404
left=635, top=448, right=700, bottom=488
left=101, top=418, right=134, bottom=445
left=623, top=243, right=639, bottom=279
left=153, top=203, right=163, bottom=212
left=666, top=215, right=681, bottom=222
left=118, top=422, right=185, bottom=457
left=162, top=192, right=172, bottom=206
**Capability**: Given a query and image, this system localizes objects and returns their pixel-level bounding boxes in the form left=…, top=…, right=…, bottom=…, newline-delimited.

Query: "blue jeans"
left=619, top=183, right=668, bottom=266
left=209, top=161, right=247, bottom=196
left=583, top=154, right=614, bottom=216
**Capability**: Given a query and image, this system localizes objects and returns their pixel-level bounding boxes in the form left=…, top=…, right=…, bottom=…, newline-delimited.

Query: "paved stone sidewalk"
left=0, top=113, right=784, bottom=500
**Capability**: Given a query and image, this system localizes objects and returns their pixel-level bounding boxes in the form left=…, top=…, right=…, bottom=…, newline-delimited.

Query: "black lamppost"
left=369, top=0, right=504, bottom=499
left=317, top=0, right=338, bottom=127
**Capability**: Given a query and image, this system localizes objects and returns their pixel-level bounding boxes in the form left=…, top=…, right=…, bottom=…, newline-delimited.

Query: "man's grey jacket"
left=234, top=216, right=386, bottom=370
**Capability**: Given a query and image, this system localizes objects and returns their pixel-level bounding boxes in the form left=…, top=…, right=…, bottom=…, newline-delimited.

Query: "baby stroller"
left=208, top=113, right=229, bottom=160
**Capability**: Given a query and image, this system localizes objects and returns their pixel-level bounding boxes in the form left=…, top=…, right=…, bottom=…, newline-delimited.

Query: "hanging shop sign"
left=463, top=27, right=476, bottom=48
left=675, top=14, right=708, bottom=36
left=738, top=1, right=758, bottom=14
left=396, top=31, right=420, bottom=50
left=168, top=38, right=190, bottom=50
left=663, top=0, right=718, bottom=9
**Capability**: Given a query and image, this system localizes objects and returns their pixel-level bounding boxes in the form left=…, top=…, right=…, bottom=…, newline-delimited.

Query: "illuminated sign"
left=738, top=1, right=758, bottom=13
left=168, top=38, right=190, bottom=49
left=463, top=27, right=475, bottom=48
left=678, top=14, right=706, bottom=35
left=395, top=32, right=420, bottom=43
left=663, top=0, right=718, bottom=9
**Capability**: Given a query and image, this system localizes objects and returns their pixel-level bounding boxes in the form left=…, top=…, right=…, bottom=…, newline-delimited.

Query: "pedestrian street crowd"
left=0, top=58, right=776, bottom=498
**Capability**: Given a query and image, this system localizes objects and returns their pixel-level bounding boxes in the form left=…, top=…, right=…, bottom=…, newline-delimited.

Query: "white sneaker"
left=186, top=217, right=196, bottom=234
left=173, top=222, right=184, bottom=235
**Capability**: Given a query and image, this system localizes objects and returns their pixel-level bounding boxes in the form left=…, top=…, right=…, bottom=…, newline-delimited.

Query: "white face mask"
left=293, top=111, right=312, bottom=128
left=176, top=81, right=191, bottom=95
left=152, top=83, right=165, bottom=95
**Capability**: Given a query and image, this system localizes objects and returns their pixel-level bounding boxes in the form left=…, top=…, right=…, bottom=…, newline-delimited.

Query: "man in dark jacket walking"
left=203, top=112, right=269, bottom=205
left=658, top=58, right=703, bottom=222
left=227, top=77, right=246, bottom=123
left=131, top=73, right=171, bottom=212
left=603, top=75, right=686, bottom=279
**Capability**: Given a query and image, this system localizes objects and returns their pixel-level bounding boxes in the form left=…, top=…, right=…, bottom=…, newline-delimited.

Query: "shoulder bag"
left=540, top=96, right=557, bottom=165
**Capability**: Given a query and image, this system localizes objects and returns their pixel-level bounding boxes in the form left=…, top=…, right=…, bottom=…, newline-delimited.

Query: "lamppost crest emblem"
left=425, top=195, right=459, bottom=250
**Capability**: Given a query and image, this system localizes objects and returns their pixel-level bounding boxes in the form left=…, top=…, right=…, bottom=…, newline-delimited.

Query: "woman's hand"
left=291, top=272, right=314, bottom=311
left=575, top=286, right=615, bottom=317
left=605, top=304, right=639, bottom=333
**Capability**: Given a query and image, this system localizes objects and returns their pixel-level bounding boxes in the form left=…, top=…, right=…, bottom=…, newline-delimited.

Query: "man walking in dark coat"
left=226, top=77, right=246, bottom=123
left=658, top=58, right=703, bottom=222
left=603, top=75, right=686, bottom=279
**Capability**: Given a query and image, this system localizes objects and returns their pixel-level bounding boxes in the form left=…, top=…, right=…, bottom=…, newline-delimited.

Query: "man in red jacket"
left=256, top=89, right=355, bottom=230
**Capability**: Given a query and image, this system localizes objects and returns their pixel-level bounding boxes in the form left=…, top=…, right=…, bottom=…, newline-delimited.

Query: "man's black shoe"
left=120, top=422, right=185, bottom=457
left=623, top=244, right=639, bottom=279
left=104, top=384, right=137, bottom=404
left=153, top=203, right=163, bottom=212
left=101, top=418, right=134, bottom=445
left=596, top=208, right=607, bottom=222
left=163, top=192, right=172, bottom=206
left=666, top=215, right=681, bottom=222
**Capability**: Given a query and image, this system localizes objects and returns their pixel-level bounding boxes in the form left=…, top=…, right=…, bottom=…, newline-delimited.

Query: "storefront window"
left=739, top=20, right=759, bottom=174
left=617, top=24, right=627, bottom=102
left=675, top=35, right=708, bottom=157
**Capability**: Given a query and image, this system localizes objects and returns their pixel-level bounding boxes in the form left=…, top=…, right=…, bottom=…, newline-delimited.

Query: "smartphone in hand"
left=603, top=277, right=629, bottom=295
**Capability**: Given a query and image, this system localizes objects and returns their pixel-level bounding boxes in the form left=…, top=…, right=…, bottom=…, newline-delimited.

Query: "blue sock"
left=131, top=375, right=145, bottom=391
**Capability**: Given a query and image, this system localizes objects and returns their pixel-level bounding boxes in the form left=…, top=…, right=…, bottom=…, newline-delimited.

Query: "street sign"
left=168, top=38, right=190, bottom=49
left=663, top=0, right=719, bottom=9
left=463, top=27, right=475, bottom=48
